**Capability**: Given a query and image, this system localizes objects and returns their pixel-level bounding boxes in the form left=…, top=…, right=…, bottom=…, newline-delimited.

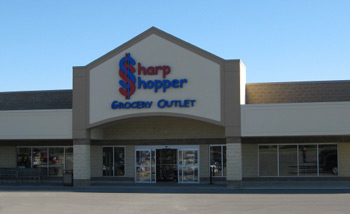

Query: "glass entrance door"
left=135, top=149, right=156, bottom=183
left=156, top=149, right=178, bottom=182
left=178, top=149, right=199, bottom=183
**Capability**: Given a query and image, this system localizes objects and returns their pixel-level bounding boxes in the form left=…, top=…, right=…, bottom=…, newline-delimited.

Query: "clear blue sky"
left=1, top=0, right=349, bottom=92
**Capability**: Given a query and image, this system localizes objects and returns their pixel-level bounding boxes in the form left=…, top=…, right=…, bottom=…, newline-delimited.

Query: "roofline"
left=246, top=80, right=350, bottom=85
left=0, top=89, right=72, bottom=94
left=82, top=26, right=226, bottom=69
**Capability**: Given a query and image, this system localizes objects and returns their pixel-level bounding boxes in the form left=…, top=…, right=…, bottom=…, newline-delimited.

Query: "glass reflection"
left=17, top=148, right=31, bottom=168
left=32, top=147, right=48, bottom=175
left=49, top=147, right=64, bottom=176
left=319, top=144, right=338, bottom=176
left=178, top=150, right=199, bottom=183
left=103, top=147, right=113, bottom=176
left=299, top=145, right=317, bottom=176
left=136, top=151, right=151, bottom=166
left=259, top=145, right=278, bottom=176
left=279, top=145, right=297, bottom=176
left=136, top=167, right=151, bottom=182
left=210, top=146, right=222, bottom=176
left=114, top=147, right=125, bottom=176
left=65, top=147, right=73, bottom=171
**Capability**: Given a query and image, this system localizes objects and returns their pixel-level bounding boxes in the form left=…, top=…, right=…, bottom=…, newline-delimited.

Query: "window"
left=103, top=147, right=125, bottom=176
left=209, top=145, right=226, bottom=177
left=16, top=146, right=73, bottom=176
left=259, top=145, right=278, bottom=176
left=258, top=144, right=338, bottom=177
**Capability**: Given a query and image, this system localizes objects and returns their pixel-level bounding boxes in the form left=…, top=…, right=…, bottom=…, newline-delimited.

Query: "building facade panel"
left=0, top=110, right=72, bottom=139
left=102, top=117, right=225, bottom=140
left=338, top=142, right=350, bottom=177
left=0, top=146, right=16, bottom=168
left=242, top=102, right=350, bottom=137
left=242, top=144, right=258, bottom=178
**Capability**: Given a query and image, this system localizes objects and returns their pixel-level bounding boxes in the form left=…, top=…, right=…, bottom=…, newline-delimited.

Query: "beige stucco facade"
left=0, top=27, right=349, bottom=188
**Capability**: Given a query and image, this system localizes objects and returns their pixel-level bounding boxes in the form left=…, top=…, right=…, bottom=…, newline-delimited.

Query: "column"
left=73, top=139, right=91, bottom=187
left=226, top=137, right=242, bottom=188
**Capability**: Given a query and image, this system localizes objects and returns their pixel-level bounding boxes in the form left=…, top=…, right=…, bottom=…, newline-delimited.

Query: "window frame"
left=258, top=143, right=338, bottom=177
left=16, top=146, right=72, bottom=177
left=209, top=144, right=226, bottom=177
left=102, top=146, right=126, bottom=177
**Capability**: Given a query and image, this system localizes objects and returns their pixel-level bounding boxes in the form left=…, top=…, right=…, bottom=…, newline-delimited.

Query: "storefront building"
left=1, top=27, right=350, bottom=187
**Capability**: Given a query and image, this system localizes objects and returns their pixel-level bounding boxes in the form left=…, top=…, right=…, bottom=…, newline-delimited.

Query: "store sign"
left=111, top=53, right=196, bottom=110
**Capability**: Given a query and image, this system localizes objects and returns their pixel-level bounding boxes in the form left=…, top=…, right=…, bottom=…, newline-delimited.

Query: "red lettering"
left=162, top=66, right=171, bottom=78
left=138, top=63, right=146, bottom=75
left=155, top=66, right=163, bottom=75
left=147, top=66, right=155, bottom=75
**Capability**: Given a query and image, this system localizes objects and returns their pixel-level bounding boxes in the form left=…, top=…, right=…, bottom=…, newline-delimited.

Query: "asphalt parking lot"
left=0, top=185, right=350, bottom=214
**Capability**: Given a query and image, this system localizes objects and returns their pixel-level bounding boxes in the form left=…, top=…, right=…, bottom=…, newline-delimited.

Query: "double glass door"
left=135, top=147, right=199, bottom=184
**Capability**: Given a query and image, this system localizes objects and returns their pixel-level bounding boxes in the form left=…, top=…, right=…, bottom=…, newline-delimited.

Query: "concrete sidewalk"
left=1, top=180, right=350, bottom=194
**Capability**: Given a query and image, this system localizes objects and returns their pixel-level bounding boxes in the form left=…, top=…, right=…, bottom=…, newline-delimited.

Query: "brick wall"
left=246, top=80, right=350, bottom=104
left=73, top=144, right=90, bottom=180
left=226, top=138, right=242, bottom=181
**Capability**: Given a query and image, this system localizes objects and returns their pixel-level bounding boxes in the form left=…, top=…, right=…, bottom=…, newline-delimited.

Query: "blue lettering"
left=111, top=101, right=118, bottom=109
left=163, top=80, right=171, bottom=92
left=157, top=99, right=166, bottom=108
left=180, top=79, right=188, bottom=88
left=172, top=79, right=179, bottom=88
left=137, top=77, right=188, bottom=93
left=147, top=80, right=154, bottom=89
left=138, top=77, right=147, bottom=89
left=154, top=80, right=162, bottom=92
left=156, top=99, right=196, bottom=108
left=111, top=100, right=153, bottom=110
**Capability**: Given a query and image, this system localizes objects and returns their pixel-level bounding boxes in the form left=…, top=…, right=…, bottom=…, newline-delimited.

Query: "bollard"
left=210, top=166, right=214, bottom=184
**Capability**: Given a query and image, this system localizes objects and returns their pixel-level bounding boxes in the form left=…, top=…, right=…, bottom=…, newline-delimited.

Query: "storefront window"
left=16, top=146, right=72, bottom=176
left=17, top=148, right=31, bottom=168
left=32, top=147, right=48, bottom=175
left=103, top=147, right=113, bottom=176
left=298, top=145, right=317, bottom=176
left=114, top=147, right=125, bottom=176
left=65, top=147, right=73, bottom=171
left=279, top=145, right=297, bottom=176
left=209, top=145, right=226, bottom=177
left=49, top=148, right=64, bottom=176
left=259, top=145, right=278, bottom=176
left=259, top=144, right=338, bottom=177
left=318, top=144, right=338, bottom=176
left=103, top=147, right=125, bottom=177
